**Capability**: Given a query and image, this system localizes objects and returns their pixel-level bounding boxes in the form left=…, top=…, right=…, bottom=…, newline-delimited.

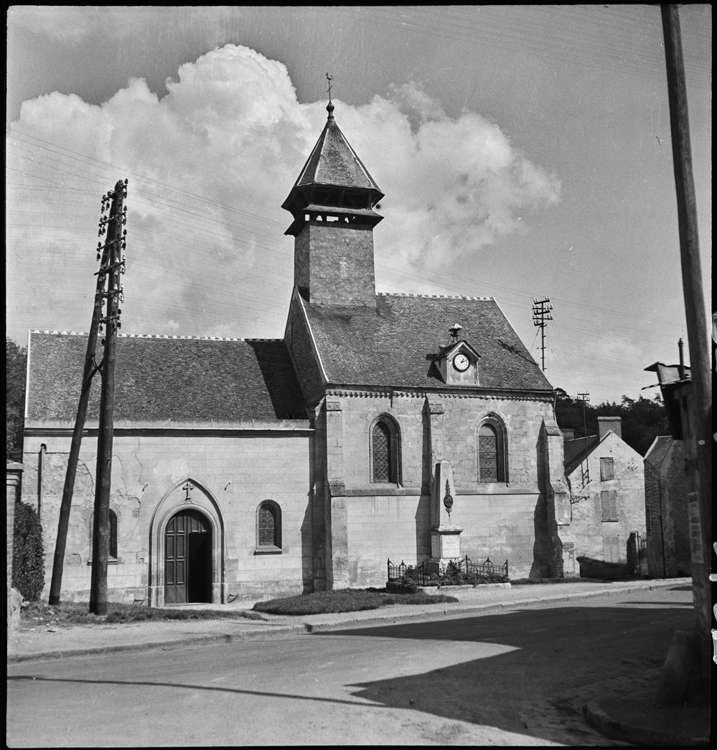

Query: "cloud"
left=7, top=44, right=561, bottom=343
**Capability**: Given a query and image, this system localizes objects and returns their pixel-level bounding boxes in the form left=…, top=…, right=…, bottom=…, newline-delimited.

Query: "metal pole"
left=49, top=196, right=111, bottom=605
left=661, top=4, right=712, bottom=679
left=89, top=180, right=127, bottom=616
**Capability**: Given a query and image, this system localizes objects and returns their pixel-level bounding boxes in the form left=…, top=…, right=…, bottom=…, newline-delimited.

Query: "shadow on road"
left=315, top=603, right=692, bottom=745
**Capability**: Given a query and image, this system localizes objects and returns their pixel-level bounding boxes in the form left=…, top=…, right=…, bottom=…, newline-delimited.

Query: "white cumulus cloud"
left=7, top=44, right=561, bottom=343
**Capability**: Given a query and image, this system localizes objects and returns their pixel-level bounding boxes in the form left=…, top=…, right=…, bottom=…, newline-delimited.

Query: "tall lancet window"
left=478, top=420, right=507, bottom=483
left=371, top=416, right=400, bottom=483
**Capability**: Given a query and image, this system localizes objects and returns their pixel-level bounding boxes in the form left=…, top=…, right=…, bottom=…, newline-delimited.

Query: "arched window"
left=89, top=509, right=118, bottom=561
left=478, top=418, right=507, bottom=483
left=257, top=501, right=282, bottom=549
left=371, top=415, right=400, bottom=484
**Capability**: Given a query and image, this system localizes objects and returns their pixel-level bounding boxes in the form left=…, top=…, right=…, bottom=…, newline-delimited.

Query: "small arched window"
left=257, top=501, right=282, bottom=549
left=371, top=416, right=400, bottom=484
left=478, top=419, right=507, bottom=483
left=89, top=509, right=118, bottom=561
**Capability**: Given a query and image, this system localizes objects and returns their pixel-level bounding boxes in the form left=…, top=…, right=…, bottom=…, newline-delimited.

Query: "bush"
left=13, top=501, right=45, bottom=601
left=253, top=588, right=458, bottom=616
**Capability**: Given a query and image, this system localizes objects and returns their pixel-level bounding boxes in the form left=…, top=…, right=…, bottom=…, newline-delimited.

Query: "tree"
left=6, top=337, right=27, bottom=462
left=554, top=389, right=670, bottom=456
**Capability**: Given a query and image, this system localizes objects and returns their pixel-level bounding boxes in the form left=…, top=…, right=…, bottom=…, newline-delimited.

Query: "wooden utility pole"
left=532, top=297, right=553, bottom=372
left=49, top=192, right=114, bottom=605
left=660, top=5, right=712, bottom=679
left=89, top=179, right=127, bottom=616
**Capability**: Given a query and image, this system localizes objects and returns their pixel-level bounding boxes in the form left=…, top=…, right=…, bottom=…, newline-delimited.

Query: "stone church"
left=22, top=101, right=574, bottom=605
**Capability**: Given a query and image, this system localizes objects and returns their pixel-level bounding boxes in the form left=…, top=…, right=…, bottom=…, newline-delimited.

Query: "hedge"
left=13, top=501, right=45, bottom=601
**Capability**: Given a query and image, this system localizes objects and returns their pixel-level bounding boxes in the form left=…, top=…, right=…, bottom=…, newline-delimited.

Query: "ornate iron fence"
left=387, top=555, right=509, bottom=586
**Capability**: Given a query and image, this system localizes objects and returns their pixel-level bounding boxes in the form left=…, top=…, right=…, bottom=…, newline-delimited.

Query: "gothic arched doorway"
left=165, top=509, right=212, bottom=603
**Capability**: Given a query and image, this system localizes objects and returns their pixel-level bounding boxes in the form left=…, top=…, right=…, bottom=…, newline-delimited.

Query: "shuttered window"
left=600, top=457, right=615, bottom=481
left=601, top=490, right=618, bottom=521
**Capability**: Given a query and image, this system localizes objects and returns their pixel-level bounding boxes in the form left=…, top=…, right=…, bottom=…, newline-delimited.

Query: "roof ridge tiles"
left=376, top=292, right=494, bottom=301
left=32, top=330, right=78, bottom=337
left=29, top=330, right=259, bottom=342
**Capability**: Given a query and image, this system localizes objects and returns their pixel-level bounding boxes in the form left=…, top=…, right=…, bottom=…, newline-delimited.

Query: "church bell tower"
left=282, top=99, right=384, bottom=308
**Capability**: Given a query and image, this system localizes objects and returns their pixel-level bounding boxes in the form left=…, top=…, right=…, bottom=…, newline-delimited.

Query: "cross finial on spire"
left=326, top=73, right=335, bottom=119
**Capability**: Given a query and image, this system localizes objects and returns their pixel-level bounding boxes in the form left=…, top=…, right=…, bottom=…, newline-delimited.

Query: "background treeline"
left=554, top=388, right=670, bottom=456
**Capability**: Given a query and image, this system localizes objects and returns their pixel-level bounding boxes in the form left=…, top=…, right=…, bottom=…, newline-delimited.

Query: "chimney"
left=561, top=428, right=575, bottom=442
left=598, top=416, right=622, bottom=440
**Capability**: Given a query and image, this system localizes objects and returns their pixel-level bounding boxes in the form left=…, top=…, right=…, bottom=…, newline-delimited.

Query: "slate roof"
left=644, top=435, right=674, bottom=468
left=300, top=293, right=553, bottom=391
left=564, top=435, right=600, bottom=475
left=26, top=333, right=306, bottom=424
left=289, top=113, right=382, bottom=194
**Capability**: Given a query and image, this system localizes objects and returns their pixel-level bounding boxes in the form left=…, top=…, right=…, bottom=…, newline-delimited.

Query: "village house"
left=22, top=101, right=576, bottom=605
left=562, top=417, right=647, bottom=577
left=642, top=357, right=694, bottom=579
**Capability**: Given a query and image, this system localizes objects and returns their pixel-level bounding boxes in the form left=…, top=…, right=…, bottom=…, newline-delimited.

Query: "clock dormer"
left=433, top=330, right=481, bottom=386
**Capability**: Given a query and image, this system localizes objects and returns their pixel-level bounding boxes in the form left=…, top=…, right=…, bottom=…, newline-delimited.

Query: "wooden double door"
left=165, top=510, right=212, bottom=604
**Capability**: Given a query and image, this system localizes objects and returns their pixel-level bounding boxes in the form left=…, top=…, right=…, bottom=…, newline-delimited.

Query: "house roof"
left=300, top=293, right=553, bottom=391
left=26, top=332, right=306, bottom=424
left=288, top=111, right=382, bottom=194
left=563, top=435, right=600, bottom=475
left=644, top=435, right=674, bottom=468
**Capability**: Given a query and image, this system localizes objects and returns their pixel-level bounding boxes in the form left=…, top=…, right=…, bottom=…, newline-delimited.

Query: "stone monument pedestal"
left=427, top=526, right=463, bottom=574
left=427, top=460, right=463, bottom=573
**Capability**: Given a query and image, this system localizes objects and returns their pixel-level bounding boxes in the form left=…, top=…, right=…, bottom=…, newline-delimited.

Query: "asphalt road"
left=7, top=586, right=694, bottom=747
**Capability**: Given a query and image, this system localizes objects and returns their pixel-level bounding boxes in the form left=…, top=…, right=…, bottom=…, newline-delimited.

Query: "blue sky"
left=6, top=6, right=712, bottom=404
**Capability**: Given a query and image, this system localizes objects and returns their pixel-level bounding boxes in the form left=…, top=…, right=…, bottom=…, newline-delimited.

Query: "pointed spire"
left=281, top=78, right=384, bottom=236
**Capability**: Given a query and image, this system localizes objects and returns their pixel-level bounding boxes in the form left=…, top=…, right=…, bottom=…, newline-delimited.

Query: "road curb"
left=582, top=700, right=710, bottom=747
left=305, top=579, right=685, bottom=633
left=7, top=624, right=308, bottom=663
left=9, top=579, right=689, bottom=661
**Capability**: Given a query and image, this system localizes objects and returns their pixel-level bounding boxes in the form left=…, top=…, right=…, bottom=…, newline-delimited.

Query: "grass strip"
left=21, top=601, right=264, bottom=625
left=253, top=588, right=458, bottom=616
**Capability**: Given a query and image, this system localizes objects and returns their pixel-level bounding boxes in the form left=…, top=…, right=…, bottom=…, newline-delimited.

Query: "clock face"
left=453, top=353, right=470, bottom=372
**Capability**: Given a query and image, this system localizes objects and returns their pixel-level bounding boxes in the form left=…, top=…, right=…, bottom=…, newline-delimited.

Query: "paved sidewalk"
left=8, top=578, right=710, bottom=746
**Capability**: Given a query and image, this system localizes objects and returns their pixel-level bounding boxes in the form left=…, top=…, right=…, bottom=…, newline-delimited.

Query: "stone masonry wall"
left=661, top=440, right=691, bottom=576
left=296, top=222, right=376, bottom=307
left=326, top=390, right=556, bottom=585
left=567, top=432, right=646, bottom=565
left=644, top=460, right=666, bottom=577
left=22, top=429, right=313, bottom=603
left=285, top=292, right=326, bottom=407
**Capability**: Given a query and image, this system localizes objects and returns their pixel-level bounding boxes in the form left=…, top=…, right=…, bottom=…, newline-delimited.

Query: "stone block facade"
left=566, top=432, right=646, bottom=571
left=311, top=388, right=560, bottom=587
left=294, top=222, right=376, bottom=307
left=22, top=424, right=313, bottom=604
left=644, top=437, right=691, bottom=577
